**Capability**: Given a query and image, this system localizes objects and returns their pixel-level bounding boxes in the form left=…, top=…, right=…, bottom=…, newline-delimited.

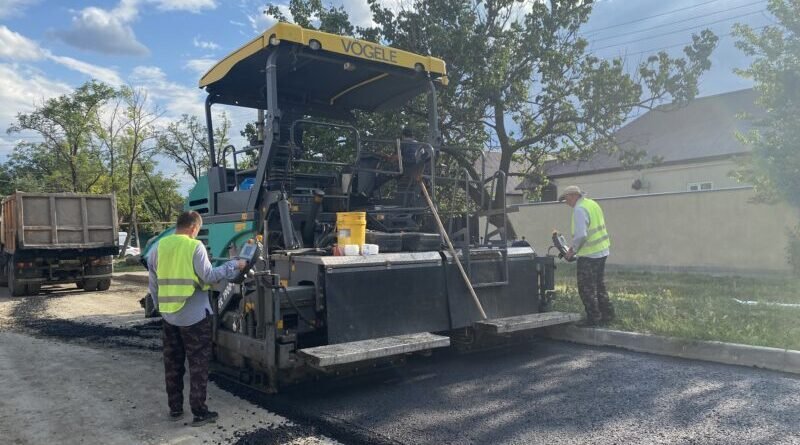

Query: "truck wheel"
left=97, top=279, right=111, bottom=291
left=75, top=281, right=84, bottom=290
left=7, top=264, right=25, bottom=297
left=26, top=283, right=41, bottom=295
left=83, top=279, right=98, bottom=292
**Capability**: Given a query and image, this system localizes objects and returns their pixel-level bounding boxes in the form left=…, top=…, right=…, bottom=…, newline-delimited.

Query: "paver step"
left=475, top=311, right=581, bottom=334
left=298, top=332, right=450, bottom=368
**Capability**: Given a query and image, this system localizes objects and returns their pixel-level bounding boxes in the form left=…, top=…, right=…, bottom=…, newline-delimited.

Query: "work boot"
left=191, top=410, right=218, bottom=427
left=169, top=410, right=184, bottom=421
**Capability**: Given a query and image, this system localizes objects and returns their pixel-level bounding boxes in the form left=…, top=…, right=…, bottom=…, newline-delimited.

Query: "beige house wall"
left=549, top=158, right=743, bottom=200
left=509, top=187, right=797, bottom=273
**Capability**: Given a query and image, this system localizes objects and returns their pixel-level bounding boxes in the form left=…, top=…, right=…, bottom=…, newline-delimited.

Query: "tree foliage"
left=266, top=0, right=718, bottom=237
left=157, top=113, right=231, bottom=182
left=7, top=80, right=115, bottom=192
left=3, top=80, right=185, bottom=253
left=733, top=0, right=800, bottom=209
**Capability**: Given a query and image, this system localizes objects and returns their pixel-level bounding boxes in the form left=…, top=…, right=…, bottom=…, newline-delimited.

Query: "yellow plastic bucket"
left=336, top=211, right=366, bottom=246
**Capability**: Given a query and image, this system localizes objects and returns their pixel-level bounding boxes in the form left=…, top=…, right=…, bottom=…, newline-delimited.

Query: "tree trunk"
left=491, top=100, right=518, bottom=239
left=122, top=160, right=136, bottom=256
left=109, top=148, right=116, bottom=194
left=70, top=160, right=79, bottom=193
left=120, top=222, right=132, bottom=258
left=439, top=146, right=518, bottom=241
left=131, top=208, right=141, bottom=249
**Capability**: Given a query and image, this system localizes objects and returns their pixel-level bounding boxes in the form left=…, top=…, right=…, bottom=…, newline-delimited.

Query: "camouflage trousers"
left=162, top=316, right=212, bottom=416
left=576, top=256, right=614, bottom=323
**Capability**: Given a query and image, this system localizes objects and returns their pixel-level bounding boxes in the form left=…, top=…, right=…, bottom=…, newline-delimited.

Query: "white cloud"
left=0, top=0, right=39, bottom=19
left=47, top=54, right=124, bottom=86
left=184, top=58, right=216, bottom=77
left=241, top=0, right=406, bottom=35
left=130, top=65, right=163, bottom=80
left=0, top=26, right=44, bottom=60
left=56, top=3, right=149, bottom=56
left=192, top=36, right=219, bottom=50
left=0, top=27, right=122, bottom=85
left=113, top=0, right=140, bottom=21
left=338, top=0, right=375, bottom=28
left=154, top=0, right=216, bottom=13
left=0, top=64, right=72, bottom=116
left=247, top=9, right=279, bottom=34
left=0, top=63, right=73, bottom=154
left=130, top=65, right=205, bottom=118
left=54, top=0, right=219, bottom=56
left=0, top=26, right=123, bottom=86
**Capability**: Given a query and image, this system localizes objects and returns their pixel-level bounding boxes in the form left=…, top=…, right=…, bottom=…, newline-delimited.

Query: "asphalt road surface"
left=261, top=339, right=800, bottom=445
left=2, top=280, right=800, bottom=444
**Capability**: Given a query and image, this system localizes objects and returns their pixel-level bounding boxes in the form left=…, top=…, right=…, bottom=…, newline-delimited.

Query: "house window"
left=541, top=183, right=558, bottom=202
left=687, top=181, right=713, bottom=192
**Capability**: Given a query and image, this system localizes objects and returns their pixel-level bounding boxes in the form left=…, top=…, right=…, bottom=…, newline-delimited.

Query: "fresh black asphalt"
left=264, top=340, right=800, bottom=445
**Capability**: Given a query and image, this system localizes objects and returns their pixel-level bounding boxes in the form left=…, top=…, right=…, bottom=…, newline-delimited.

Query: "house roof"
left=476, top=151, right=530, bottom=195
left=545, top=89, right=760, bottom=178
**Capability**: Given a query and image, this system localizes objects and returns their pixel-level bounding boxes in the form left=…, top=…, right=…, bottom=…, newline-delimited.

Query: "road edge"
left=544, top=325, right=800, bottom=375
left=112, top=272, right=149, bottom=285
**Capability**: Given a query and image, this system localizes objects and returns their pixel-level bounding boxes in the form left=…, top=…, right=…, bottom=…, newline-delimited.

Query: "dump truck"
left=1, top=192, right=119, bottom=296
left=143, top=23, right=578, bottom=392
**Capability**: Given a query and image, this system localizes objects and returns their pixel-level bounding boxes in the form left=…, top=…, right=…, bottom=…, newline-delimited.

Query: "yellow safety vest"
left=572, top=197, right=610, bottom=257
left=156, top=234, right=210, bottom=314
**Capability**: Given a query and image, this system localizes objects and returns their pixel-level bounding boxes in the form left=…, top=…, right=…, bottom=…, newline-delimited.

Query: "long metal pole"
left=419, top=181, right=487, bottom=320
left=205, top=96, right=216, bottom=166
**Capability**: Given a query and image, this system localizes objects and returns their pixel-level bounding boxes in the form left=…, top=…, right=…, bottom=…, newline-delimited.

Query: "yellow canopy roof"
left=201, top=23, right=447, bottom=88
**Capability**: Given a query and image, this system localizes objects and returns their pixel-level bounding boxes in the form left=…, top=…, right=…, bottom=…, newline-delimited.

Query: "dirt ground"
left=0, top=281, right=338, bottom=445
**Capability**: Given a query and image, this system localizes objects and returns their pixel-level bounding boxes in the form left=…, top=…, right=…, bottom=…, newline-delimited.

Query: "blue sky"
left=0, top=0, right=772, bottom=188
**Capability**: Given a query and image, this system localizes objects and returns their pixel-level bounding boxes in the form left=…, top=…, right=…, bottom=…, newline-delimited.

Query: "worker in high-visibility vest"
left=560, top=185, right=615, bottom=326
left=147, top=211, right=245, bottom=426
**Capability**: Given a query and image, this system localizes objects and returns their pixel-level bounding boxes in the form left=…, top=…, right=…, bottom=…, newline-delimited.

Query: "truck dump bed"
left=1, top=193, right=118, bottom=253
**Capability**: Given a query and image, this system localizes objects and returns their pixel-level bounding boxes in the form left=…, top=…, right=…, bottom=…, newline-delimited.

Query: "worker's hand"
left=565, top=247, right=575, bottom=260
left=236, top=260, right=248, bottom=270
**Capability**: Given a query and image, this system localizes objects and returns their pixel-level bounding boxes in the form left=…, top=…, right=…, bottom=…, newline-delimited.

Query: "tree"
left=266, top=0, right=718, bottom=238
left=7, top=80, right=116, bottom=192
left=132, top=157, right=185, bottom=224
left=733, top=0, right=800, bottom=273
left=119, top=86, right=162, bottom=255
left=97, top=94, right=131, bottom=195
left=157, top=113, right=231, bottom=182
left=3, top=80, right=186, bottom=256
left=733, top=0, right=800, bottom=208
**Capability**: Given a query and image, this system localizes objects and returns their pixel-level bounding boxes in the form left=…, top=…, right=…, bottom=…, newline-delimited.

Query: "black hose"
left=314, top=229, right=336, bottom=249
left=279, top=286, right=316, bottom=329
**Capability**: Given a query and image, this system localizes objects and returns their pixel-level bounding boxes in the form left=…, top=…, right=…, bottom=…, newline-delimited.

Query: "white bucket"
left=360, top=244, right=379, bottom=255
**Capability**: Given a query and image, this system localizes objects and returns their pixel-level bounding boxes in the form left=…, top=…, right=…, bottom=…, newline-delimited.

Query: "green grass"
left=113, top=260, right=145, bottom=273
left=552, top=264, right=800, bottom=350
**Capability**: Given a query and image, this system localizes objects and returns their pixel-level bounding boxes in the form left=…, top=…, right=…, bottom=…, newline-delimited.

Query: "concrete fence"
left=508, top=187, right=798, bottom=273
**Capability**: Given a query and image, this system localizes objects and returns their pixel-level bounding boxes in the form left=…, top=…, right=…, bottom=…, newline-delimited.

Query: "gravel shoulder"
left=0, top=283, right=338, bottom=445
